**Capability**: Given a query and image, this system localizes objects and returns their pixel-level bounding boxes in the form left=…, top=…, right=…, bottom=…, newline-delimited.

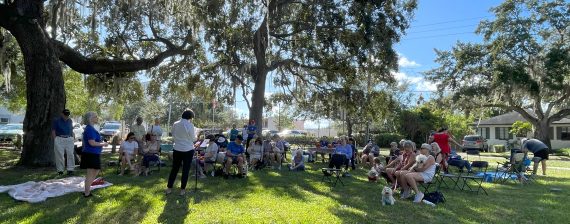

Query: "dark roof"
left=475, top=111, right=570, bottom=126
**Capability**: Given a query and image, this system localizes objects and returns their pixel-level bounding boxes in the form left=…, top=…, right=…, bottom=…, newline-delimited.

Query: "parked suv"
left=462, top=135, right=489, bottom=152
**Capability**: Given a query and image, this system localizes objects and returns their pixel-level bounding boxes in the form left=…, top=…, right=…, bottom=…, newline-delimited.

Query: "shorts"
left=533, top=149, right=549, bottom=161
left=225, top=156, right=241, bottom=164
left=80, top=152, right=101, bottom=169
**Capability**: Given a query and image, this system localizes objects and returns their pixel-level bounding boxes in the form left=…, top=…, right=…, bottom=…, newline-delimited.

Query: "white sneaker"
left=413, top=192, right=424, bottom=203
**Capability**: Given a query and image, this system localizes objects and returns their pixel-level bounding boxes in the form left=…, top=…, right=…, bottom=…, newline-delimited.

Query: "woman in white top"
left=401, top=143, right=437, bottom=203
left=166, top=109, right=196, bottom=196
left=119, top=132, right=139, bottom=176
left=247, top=138, right=263, bottom=169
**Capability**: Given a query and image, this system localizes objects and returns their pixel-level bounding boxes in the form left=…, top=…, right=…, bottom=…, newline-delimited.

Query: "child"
left=289, top=150, right=305, bottom=171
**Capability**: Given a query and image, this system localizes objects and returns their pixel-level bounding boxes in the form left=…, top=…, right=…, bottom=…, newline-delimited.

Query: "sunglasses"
left=129, top=137, right=135, bottom=140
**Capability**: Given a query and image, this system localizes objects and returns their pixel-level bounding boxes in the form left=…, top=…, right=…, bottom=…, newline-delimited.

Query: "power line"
left=411, top=16, right=492, bottom=28
left=408, top=24, right=479, bottom=34
left=402, top=31, right=476, bottom=41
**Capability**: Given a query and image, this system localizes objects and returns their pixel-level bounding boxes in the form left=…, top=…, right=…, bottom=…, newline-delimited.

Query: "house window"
left=496, top=127, right=512, bottom=140
left=0, top=118, right=8, bottom=124
left=561, top=127, right=570, bottom=141
left=476, top=127, right=489, bottom=139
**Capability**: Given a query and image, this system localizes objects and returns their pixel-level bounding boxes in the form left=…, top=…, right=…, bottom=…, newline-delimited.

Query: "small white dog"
left=382, top=186, right=395, bottom=205
left=410, top=154, right=428, bottom=171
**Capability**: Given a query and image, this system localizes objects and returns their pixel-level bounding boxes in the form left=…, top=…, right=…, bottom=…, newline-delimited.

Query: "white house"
left=474, top=111, right=570, bottom=149
left=0, top=107, right=24, bottom=124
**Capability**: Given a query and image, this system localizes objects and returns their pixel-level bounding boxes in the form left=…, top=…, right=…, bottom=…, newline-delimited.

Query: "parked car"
left=278, top=129, right=306, bottom=138
left=262, top=129, right=279, bottom=137
left=73, top=122, right=84, bottom=141
left=0, top=123, right=24, bottom=143
left=462, top=135, right=489, bottom=152
left=99, top=122, right=123, bottom=142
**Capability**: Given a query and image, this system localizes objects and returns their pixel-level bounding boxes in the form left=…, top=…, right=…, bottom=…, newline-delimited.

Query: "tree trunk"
left=9, top=15, right=65, bottom=166
left=534, top=120, right=552, bottom=149
left=250, top=67, right=267, bottom=137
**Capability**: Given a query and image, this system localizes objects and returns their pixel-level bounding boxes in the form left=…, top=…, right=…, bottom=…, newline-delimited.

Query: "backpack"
left=424, top=191, right=446, bottom=204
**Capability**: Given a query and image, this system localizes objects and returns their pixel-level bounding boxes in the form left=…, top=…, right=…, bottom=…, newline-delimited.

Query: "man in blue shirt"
left=229, top=124, right=239, bottom=141
left=224, top=135, right=246, bottom=178
left=521, top=138, right=549, bottom=175
left=246, top=120, right=257, bottom=149
left=52, top=109, right=75, bottom=175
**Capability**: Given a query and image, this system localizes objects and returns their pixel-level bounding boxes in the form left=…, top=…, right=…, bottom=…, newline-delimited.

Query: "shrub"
left=552, top=148, right=570, bottom=157
left=375, top=133, right=405, bottom=148
left=284, top=136, right=317, bottom=147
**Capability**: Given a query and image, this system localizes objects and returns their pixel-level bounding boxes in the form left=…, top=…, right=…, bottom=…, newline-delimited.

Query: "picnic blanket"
left=0, top=177, right=112, bottom=203
left=474, top=172, right=517, bottom=182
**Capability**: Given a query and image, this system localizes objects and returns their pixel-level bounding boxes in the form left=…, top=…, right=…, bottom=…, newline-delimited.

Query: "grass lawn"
left=1, top=149, right=569, bottom=224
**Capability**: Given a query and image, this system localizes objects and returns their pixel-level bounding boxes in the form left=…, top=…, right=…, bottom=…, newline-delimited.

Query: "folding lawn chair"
left=495, top=149, right=535, bottom=184
left=419, top=164, right=441, bottom=193
left=459, top=161, right=489, bottom=195
left=438, top=163, right=464, bottom=190
left=321, top=168, right=344, bottom=187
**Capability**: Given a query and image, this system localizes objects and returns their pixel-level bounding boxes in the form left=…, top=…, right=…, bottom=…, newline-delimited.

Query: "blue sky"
left=229, top=0, right=505, bottom=129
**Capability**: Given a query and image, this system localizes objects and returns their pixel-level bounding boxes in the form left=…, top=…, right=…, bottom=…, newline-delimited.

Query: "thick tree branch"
left=54, top=40, right=192, bottom=74
left=546, top=88, right=570, bottom=117
left=548, top=109, right=570, bottom=124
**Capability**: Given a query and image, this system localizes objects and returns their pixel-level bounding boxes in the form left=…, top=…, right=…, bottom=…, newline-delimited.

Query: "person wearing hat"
left=52, top=109, right=75, bottom=175
left=521, top=138, right=549, bottom=176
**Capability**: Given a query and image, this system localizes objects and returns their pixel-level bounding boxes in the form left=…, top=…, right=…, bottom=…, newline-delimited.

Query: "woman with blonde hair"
left=81, top=112, right=108, bottom=197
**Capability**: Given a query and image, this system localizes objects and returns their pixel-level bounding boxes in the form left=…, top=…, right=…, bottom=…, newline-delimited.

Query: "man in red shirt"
left=429, top=128, right=461, bottom=172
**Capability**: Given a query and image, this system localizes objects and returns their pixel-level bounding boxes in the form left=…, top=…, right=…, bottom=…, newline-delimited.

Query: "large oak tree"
left=0, top=0, right=199, bottom=166
left=425, top=0, right=570, bottom=148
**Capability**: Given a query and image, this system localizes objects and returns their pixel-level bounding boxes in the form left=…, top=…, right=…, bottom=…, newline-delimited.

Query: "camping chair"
left=438, top=162, right=465, bottom=190
left=495, top=149, right=534, bottom=184
left=465, top=149, right=481, bottom=161
left=204, top=147, right=224, bottom=176
left=321, top=168, right=344, bottom=187
left=459, top=161, right=489, bottom=195
left=419, top=164, right=441, bottom=193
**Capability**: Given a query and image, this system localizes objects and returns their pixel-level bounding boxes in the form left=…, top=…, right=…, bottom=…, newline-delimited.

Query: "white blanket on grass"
left=0, top=177, right=112, bottom=203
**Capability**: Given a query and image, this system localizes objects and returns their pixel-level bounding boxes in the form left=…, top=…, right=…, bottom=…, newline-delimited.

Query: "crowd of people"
left=69, top=108, right=551, bottom=199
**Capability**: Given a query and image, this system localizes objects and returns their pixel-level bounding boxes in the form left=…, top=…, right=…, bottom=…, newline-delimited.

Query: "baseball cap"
left=62, top=109, right=70, bottom=116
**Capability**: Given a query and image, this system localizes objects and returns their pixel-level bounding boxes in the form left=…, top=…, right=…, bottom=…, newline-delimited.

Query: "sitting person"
left=393, top=142, right=423, bottom=189
left=348, top=138, right=357, bottom=170
left=247, top=138, right=264, bottom=170
left=289, top=150, right=305, bottom=171
left=224, top=135, right=246, bottom=178
left=383, top=140, right=415, bottom=186
left=119, top=132, right=139, bottom=176
left=386, top=142, right=401, bottom=164
left=270, top=141, right=283, bottom=170
left=361, top=141, right=379, bottom=166
left=328, top=136, right=352, bottom=176
left=201, top=135, right=222, bottom=175
left=446, top=149, right=472, bottom=173
left=262, top=137, right=273, bottom=165
left=400, top=143, right=437, bottom=203
left=141, top=133, right=160, bottom=176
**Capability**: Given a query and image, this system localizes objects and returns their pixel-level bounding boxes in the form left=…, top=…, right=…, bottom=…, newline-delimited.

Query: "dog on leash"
left=382, top=186, right=395, bottom=205
left=409, top=154, right=428, bottom=171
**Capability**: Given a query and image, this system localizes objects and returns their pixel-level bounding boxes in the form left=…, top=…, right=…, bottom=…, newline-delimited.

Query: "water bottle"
left=422, top=199, right=436, bottom=207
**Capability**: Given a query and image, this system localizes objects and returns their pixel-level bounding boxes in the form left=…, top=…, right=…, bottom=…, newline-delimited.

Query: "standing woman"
left=166, top=109, right=196, bottom=196
left=81, top=112, right=108, bottom=197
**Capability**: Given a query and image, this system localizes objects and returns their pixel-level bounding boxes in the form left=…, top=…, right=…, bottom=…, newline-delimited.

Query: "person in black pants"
left=166, top=109, right=196, bottom=196
left=328, top=137, right=352, bottom=176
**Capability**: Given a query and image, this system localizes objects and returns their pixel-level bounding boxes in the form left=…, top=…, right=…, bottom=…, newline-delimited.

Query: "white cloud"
left=392, top=71, right=439, bottom=92
left=398, top=55, right=421, bottom=68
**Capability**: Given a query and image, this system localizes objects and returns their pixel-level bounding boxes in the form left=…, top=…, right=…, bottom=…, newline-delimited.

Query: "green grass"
left=1, top=150, right=569, bottom=224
